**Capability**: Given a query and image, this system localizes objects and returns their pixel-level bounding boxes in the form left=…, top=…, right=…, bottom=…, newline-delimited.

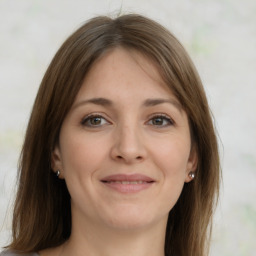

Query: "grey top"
left=0, top=251, right=39, bottom=256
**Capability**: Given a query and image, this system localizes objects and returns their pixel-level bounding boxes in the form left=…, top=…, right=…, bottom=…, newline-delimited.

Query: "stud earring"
left=189, top=171, right=195, bottom=179
left=56, top=170, right=60, bottom=178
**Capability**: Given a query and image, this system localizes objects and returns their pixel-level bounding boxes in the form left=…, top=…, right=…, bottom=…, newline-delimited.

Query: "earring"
left=56, top=170, right=60, bottom=178
left=189, top=171, right=195, bottom=179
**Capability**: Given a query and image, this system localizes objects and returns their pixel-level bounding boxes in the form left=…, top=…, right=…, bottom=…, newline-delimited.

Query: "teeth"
left=107, top=180, right=147, bottom=184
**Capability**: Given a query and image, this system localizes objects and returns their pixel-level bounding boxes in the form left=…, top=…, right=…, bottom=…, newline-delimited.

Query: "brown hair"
left=7, top=14, right=220, bottom=256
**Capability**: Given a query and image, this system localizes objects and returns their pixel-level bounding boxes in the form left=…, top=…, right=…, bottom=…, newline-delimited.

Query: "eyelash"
left=81, top=113, right=110, bottom=127
left=147, top=114, right=174, bottom=127
left=80, top=113, right=174, bottom=128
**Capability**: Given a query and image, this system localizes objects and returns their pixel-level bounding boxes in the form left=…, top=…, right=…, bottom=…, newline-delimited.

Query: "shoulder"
left=0, top=250, right=39, bottom=256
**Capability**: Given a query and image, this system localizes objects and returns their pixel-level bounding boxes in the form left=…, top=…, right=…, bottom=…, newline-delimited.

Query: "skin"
left=41, top=47, right=197, bottom=256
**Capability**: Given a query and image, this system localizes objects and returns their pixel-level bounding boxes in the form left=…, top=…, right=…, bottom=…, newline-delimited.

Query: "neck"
left=61, top=213, right=167, bottom=256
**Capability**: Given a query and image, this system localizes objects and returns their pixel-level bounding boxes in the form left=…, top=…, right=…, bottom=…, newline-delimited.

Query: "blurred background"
left=0, top=0, right=255, bottom=255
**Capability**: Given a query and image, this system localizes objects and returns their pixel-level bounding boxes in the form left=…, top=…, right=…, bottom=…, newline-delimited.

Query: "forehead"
left=77, top=47, right=175, bottom=101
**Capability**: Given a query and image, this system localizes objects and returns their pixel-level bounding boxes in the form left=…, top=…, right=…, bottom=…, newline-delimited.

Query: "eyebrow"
left=73, top=97, right=182, bottom=112
left=143, top=98, right=182, bottom=112
left=72, top=98, right=113, bottom=109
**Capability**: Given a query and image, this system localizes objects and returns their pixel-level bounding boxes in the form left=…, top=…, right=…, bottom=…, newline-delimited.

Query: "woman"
left=1, top=14, right=220, bottom=256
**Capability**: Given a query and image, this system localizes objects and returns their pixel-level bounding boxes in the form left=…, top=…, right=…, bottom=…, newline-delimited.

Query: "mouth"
left=100, top=174, right=155, bottom=193
left=102, top=180, right=153, bottom=184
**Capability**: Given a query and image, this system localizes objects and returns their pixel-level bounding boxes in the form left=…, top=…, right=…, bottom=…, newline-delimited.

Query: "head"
left=9, top=14, right=220, bottom=256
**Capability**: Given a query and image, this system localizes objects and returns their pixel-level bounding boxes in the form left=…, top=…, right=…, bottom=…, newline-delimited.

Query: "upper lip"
left=101, top=174, right=155, bottom=183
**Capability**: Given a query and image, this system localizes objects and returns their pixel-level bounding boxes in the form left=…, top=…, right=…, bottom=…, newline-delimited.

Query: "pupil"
left=91, top=117, right=101, bottom=125
left=153, top=118, right=163, bottom=125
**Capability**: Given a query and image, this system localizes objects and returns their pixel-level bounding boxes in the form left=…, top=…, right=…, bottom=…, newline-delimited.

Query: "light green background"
left=0, top=0, right=256, bottom=255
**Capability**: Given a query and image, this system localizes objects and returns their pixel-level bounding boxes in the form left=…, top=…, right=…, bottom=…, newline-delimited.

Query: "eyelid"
left=80, top=113, right=111, bottom=127
left=146, top=113, right=175, bottom=126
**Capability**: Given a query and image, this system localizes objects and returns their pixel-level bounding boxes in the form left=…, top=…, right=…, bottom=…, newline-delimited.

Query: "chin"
left=101, top=207, right=166, bottom=231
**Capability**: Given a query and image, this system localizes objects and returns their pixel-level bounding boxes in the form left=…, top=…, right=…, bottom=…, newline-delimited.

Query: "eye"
left=81, top=114, right=109, bottom=127
left=147, top=114, right=174, bottom=127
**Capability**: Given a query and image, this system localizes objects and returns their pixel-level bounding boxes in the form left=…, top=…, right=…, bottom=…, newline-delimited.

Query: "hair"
left=6, top=14, right=220, bottom=256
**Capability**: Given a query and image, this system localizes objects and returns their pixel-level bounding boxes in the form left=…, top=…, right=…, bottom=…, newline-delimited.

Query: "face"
left=52, top=48, right=197, bottom=232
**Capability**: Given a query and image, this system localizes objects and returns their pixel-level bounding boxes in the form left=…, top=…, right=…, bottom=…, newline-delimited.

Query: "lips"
left=100, top=174, right=155, bottom=193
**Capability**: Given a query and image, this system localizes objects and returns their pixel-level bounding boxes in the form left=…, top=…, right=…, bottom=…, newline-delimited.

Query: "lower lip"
left=101, top=182, right=154, bottom=193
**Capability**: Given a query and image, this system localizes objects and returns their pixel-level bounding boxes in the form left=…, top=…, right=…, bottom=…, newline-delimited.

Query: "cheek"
left=152, top=136, right=191, bottom=176
left=59, top=132, right=108, bottom=209
left=151, top=139, right=190, bottom=211
left=60, top=132, right=106, bottom=180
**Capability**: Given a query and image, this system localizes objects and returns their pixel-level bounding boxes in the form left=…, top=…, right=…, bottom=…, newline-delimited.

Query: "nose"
left=110, top=123, right=147, bottom=164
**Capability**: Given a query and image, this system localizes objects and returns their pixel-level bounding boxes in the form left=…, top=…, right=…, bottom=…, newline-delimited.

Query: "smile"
left=103, top=180, right=151, bottom=184
left=101, top=174, right=155, bottom=193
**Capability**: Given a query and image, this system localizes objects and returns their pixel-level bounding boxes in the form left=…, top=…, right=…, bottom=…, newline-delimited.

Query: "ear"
left=185, top=146, right=198, bottom=183
left=51, top=145, right=64, bottom=179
